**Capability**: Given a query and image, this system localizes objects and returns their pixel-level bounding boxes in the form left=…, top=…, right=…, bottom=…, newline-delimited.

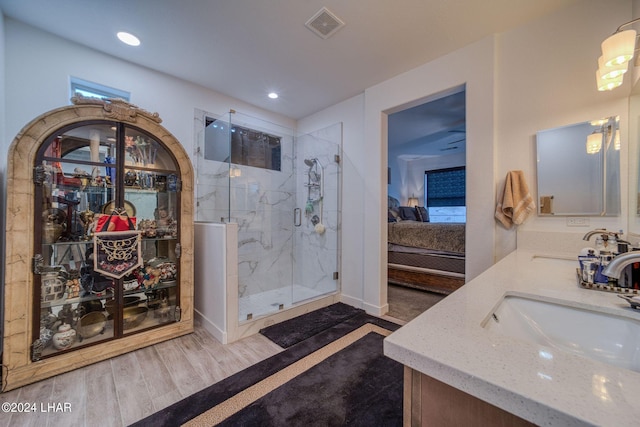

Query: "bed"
left=387, top=197, right=465, bottom=294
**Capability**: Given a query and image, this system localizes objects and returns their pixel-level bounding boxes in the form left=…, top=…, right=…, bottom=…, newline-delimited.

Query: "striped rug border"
left=183, top=323, right=392, bottom=426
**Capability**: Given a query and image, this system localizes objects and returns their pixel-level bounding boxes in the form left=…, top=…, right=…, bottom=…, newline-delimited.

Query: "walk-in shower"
left=195, top=109, right=342, bottom=331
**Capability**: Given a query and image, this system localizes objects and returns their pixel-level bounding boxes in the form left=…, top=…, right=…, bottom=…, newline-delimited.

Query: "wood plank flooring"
left=0, top=322, right=283, bottom=427
left=0, top=290, right=430, bottom=426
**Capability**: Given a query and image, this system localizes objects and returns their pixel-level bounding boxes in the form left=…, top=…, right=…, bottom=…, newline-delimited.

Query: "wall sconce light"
left=596, top=18, right=640, bottom=91
left=596, top=69, right=623, bottom=91
left=408, top=196, right=419, bottom=207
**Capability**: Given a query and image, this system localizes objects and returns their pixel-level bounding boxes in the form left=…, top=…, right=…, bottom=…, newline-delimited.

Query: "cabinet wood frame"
left=3, top=97, right=195, bottom=391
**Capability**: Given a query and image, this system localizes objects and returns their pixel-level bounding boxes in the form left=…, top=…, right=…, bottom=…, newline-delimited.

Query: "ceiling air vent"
left=305, top=7, right=345, bottom=39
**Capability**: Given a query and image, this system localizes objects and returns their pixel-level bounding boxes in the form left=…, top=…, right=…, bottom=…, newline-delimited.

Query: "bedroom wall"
left=388, top=152, right=465, bottom=208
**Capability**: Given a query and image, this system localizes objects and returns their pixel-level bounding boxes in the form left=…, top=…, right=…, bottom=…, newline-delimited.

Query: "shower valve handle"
left=294, top=208, right=301, bottom=226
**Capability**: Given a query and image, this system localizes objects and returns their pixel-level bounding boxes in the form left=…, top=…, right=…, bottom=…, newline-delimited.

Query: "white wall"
left=495, top=0, right=631, bottom=259
left=298, top=95, right=365, bottom=308
left=301, top=38, right=495, bottom=315
left=299, top=0, right=635, bottom=316
left=3, top=18, right=295, bottom=163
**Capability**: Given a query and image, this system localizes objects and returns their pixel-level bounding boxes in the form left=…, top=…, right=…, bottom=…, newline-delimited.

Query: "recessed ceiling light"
left=117, top=31, right=141, bottom=47
left=268, top=92, right=279, bottom=99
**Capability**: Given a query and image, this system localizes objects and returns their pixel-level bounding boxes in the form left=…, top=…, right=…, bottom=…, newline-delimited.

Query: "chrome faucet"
left=582, top=229, right=630, bottom=245
left=601, top=251, right=640, bottom=279
left=583, top=229, right=608, bottom=240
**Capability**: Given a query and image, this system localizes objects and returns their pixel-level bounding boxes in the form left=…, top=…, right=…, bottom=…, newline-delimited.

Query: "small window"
left=204, top=117, right=282, bottom=172
left=70, top=77, right=130, bottom=102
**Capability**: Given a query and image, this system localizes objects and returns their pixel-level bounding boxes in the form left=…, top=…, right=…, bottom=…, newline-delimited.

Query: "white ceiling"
left=0, top=0, right=581, bottom=121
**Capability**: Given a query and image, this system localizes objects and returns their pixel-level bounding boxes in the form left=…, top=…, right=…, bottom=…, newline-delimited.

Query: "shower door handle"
left=294, top=208, right=302, bottom=226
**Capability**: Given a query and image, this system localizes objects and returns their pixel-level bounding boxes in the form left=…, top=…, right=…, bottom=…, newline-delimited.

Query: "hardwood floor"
left=386, top=284, right=446, bottom=323
left=0, top=291, right=433, bottom=426
left=0, top=322, right=283, bottom=427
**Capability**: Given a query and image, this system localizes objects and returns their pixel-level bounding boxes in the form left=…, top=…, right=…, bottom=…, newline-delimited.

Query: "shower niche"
left=302, top=157, right=325, bottom=232
left=195, top=109, right=342, bottom=333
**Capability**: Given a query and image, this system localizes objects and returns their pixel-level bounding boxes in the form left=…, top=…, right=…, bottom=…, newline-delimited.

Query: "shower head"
left=304, top=158, right=316, bottom=167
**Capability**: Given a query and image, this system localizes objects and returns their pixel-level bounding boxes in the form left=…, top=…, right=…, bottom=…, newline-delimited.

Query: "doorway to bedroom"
left=386, top=88, right=466, bottom=317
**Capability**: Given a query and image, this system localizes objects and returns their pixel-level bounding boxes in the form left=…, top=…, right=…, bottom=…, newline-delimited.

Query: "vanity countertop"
left=384, top=249, right=640, bottom=427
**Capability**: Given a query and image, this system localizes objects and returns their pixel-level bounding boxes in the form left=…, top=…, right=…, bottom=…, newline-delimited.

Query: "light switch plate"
left=567, top=217, right=590, bottom=227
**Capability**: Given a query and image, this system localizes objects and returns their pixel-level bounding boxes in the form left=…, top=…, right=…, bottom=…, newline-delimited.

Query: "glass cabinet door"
left=33, top=121, right=181, bottom=360
left=121, top=125, right=180, bottom=336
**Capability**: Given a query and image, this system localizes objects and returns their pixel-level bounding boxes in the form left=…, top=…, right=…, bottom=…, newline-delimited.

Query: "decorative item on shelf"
left=154, top=175, right=167, bottom=191
left=104, top=156, right=116, bottom=184
left=167, top=173, right=178, bottom=191
left=72, top=167, right=92, bottom=189
left=31, top=339, right=45, bottom=362
left=123, top=275, right=140, bottom=291
left=80, top=248, right=115, bottom=295
left=79, top=299, right=104, bottom=315
left=145, top=288, right=167, bottom=310
left=51, top=323, right=76, bottom=350
left=39, top=327, right=53, bottom=348
left=125, top=135, right=157, bottom=167
left=101, top=200, right=136, bottom=217
left=76, top=312, right=107, bottom=342
left=138, top=219, right=158, bottom=238
left=42, top=209, right=66, bottom=244
left=147, top=257, right=177, bottom=282
left=93, top=209, right=143, bottom=279
left=41, top=268, right=67, bottom=303
left=137, top=265, right=161, bottom=289
left=57, top=303, right=75, bottom=326
left=105, top=296, right=141, bottom=318
left=79, top=209, right=97, bottom=240
left=123, top=307, right=148, bottom=330
left=155, top=297, right=172, bottom=321
left=124, top=170, right=138, bottom=186
left=155, top=206, right=172, bottom=226
left=65, top=269, right=81, bottom=299
left=40, top=307, right=58, bottom=331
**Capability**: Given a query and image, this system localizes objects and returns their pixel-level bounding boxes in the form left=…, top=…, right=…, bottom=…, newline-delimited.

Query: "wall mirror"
left=629, top=83, right=640, bottom=235
left=536, top=116, right=620, bottom=216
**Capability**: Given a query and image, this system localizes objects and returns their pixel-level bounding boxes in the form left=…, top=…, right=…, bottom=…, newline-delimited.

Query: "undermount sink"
left=483, top=294, right=640, bottom=372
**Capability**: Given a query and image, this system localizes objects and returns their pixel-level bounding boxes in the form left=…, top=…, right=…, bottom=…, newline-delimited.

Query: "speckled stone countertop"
left=384, top=249, right=640, bottom=427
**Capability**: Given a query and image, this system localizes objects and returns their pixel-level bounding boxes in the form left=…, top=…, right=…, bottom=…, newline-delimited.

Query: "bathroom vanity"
left=384, top=232, right=640, bottom=426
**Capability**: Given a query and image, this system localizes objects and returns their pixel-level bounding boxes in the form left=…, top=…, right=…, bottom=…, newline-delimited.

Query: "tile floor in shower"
left=238, top=283, right=336, bottom=320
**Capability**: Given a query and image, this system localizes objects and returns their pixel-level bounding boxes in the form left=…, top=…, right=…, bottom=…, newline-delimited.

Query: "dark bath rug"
left=131, top=309, right=401, bottom=427
left=259, top=302, right=365, bottom=348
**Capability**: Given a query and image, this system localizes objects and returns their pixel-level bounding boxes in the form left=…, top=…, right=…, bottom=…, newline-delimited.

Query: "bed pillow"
left=388, top=210, right=397, bottom=222
left=415, top=206, right=430, bottom=222
left=398, top=206, right=418, bottom=221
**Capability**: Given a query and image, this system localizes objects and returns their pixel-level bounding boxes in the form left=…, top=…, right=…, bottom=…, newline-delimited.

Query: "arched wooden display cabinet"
left=3, top=96, right=194, bottom=391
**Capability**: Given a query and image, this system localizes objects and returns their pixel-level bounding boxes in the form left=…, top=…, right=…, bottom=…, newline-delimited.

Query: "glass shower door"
left=292, top=123, right=342, bottom=304
left=227, top=112, right=295, bottom=321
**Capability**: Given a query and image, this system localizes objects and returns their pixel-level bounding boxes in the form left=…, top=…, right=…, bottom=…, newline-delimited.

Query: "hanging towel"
left=495, top=170, right=536, bottom=229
